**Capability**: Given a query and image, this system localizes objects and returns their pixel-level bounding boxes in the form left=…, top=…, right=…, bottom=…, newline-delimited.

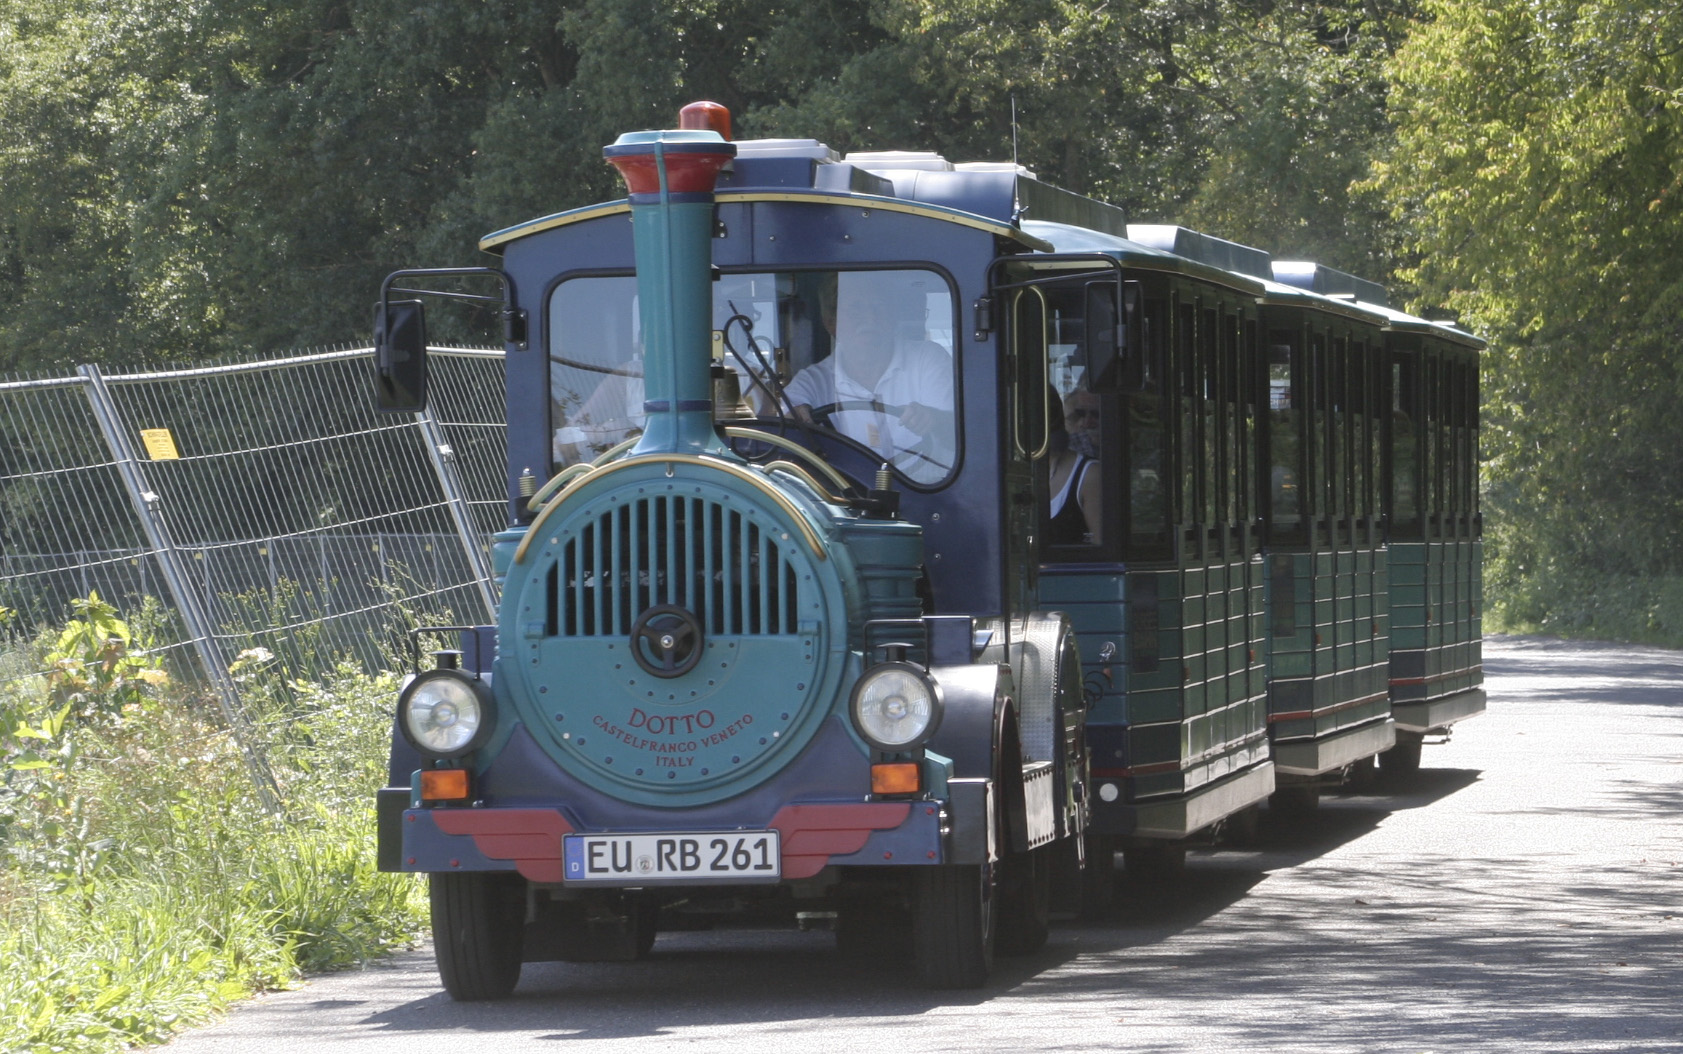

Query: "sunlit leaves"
left=1377, top=0, right=1683, bottom=625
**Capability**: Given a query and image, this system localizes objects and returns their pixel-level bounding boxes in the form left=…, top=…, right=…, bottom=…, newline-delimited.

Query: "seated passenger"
left=1047, top=388, right=1102, bottom=545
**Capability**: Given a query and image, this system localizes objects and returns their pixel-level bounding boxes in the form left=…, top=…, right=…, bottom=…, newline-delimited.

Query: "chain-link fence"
left=0, top=347, right=507, bottom=806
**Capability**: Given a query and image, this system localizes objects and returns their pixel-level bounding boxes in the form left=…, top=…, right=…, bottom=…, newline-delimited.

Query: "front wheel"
left=430, top=872, right=526, bottom=1001
left=996, top=846, right=1051, bottom=956
left=913, top=864, right=996, bottom=989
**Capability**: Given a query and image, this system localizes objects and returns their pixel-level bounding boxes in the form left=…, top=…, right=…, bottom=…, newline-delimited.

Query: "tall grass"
left=0, top=600, right=425, bottom=1053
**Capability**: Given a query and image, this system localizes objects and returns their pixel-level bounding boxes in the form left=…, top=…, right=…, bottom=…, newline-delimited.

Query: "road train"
left=372, top=102, right=1484, bottom=997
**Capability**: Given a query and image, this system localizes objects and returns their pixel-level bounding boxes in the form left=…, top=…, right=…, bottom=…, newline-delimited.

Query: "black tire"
left=1122, top=844, right=1186, bottom=882
left=1345, top=756, right=1381, bottom=792
left=913, top=863, right=996, bottom=989
left=996, top=846, right=1051, bottom=956
left=1080, top=832, right=1117, bottom=919
left=1222, top=804, right=1261, bottom=847
left=1270, top=781, right=1321, bottom=815
left=430, top=872, right=525, bottom=1001
left=1380, top=730, right=1424, bottom=777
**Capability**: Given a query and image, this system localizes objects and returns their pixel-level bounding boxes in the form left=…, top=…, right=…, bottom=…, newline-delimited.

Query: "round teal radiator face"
left=498, top=460, right=853, bottom=807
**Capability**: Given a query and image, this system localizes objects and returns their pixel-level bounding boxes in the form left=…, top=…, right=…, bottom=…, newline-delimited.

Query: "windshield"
left=548, top=269, right=958, bottom=485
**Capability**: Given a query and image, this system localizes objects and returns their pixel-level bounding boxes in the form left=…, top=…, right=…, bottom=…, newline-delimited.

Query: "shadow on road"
left=1488, top=634, right=1683, bottom=709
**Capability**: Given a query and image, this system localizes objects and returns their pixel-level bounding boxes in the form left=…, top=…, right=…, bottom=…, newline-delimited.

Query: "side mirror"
left=373, top=300, right=428, bottom=412
left=1081, top=282, right=1122, bottom=389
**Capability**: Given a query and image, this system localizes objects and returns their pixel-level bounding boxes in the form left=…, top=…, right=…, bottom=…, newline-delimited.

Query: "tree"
left=1373, top=0, right=1683, bottom=632
left=0, top=0, right=1408, bottom=371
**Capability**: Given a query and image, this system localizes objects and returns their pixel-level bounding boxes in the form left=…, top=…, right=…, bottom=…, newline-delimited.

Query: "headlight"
left=398, top=670, right=495, bottom=759
left=850, top=663, right=941, bottom=751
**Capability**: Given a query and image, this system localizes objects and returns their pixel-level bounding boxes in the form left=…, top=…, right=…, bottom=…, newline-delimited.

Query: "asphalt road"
left=166, top=635, right=1683, bottom=1053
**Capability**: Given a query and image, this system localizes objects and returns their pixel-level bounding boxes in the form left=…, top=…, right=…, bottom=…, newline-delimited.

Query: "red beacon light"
left=678, top=101, right=732, bottom=141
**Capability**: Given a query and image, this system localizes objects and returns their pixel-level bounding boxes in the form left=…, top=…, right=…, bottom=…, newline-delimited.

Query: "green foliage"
left=0, top=0, right=1406, bottom=367
left=41, top=592, right=168, bottom=720
left=0, top=596, right=424, bottom=1053
left=1374, top=0, right=1683, bottom=638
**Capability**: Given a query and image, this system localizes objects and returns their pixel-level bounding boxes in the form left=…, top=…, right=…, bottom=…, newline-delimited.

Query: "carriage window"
left=1351, top=339, right=1372, bottom=523
left=1045, top=355, right=1105, bottom=552
left=1036, top=282, right=1102, bottom=551
left=1391, top=355, right=1421, bottom=537
left=1177, top=302, right=1199, bottom=530
left=548, top=269, right=959, bottom=485
left=1268, top=338, right=1303, bottom=536
left=1331, top=336, right=1350, bottom=525
left=1128, top=299, right=1169, bottom=554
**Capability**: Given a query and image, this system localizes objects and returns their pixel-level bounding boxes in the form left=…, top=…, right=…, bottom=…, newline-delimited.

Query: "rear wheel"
left=1080, top=832, right=1117, bottom=919
left=1380, top=730, right=1424, bottom=777
left=1221, top=804, right=1261, bottom=847
left=1122, top=844, right=1187, bottom=882
left=1345, top=756, right=1381, bottom=792
left=912, top=863, right=996, bottom=989
left=1270, top=780, right=1321, bottom=816
left=430, top=872, right=525, bottom=1001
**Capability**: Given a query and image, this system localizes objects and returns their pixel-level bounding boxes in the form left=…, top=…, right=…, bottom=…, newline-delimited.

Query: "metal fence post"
left=77, top=365, right=282, bottom=812
left=414, top=405, right=498, bottom=619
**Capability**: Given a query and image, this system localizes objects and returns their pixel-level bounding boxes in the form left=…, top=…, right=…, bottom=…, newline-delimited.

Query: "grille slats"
left=557, top=497, right=801, bottom=637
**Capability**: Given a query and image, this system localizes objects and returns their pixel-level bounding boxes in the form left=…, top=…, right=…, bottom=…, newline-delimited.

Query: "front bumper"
left=385, top=798, right=949, bottom=884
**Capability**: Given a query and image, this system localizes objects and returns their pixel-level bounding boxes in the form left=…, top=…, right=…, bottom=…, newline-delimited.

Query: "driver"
left=783, top=271, right=954, bottom=478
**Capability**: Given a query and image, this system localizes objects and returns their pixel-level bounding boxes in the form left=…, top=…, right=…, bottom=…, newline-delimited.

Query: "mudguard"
left=926, top=662, right=1021, bottom=863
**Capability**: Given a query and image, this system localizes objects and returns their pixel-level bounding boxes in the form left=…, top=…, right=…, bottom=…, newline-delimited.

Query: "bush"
left=1487, top=565, right=1683, bottom=648
left=0, top=597, right=424, bottom=1053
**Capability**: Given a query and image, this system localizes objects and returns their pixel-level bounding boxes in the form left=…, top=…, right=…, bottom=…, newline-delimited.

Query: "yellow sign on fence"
left=139, top=428, right=180, bottom=460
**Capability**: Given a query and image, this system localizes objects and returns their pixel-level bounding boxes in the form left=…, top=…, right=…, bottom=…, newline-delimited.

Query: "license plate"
left=562, top=831, right=781, bottom=885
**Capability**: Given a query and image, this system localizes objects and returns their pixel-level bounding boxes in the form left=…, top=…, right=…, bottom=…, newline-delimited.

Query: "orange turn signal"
left=871, top=762, right=921, bottom=795
left=420, top=768, right=471, bottom=802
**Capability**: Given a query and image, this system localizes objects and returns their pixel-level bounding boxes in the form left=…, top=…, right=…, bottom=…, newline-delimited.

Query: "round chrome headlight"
left=850, top=663, right=941, bottom=751
left=398, top=670, right=495, bottom=759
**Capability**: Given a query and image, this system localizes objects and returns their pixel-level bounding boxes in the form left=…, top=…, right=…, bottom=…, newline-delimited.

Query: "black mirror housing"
left=373, top=299, right=428, bottom=412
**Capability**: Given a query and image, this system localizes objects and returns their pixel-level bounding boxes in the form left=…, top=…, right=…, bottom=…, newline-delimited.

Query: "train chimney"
left=604, top=114, right=737, bottom=456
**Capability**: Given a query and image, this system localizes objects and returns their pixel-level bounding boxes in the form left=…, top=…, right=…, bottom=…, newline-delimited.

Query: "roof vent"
left=954, top=161, right=1039, bottom=180
left=843, top=150, right=954, bottom=172
left=1127, top=225, right=1272, bottom=281
left=1272, top=261, right=1388, bottom=307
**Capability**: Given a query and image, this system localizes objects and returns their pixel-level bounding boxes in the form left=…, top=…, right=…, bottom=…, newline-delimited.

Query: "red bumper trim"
left=431, top=808, right=574, bottom=883
left=770, top=803, right=913, bottom=879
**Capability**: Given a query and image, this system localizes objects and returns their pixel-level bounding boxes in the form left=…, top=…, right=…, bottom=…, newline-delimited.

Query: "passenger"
left=783, top=272, right=954, bottom=480
left=1047, top=388, right=1102, bottom=545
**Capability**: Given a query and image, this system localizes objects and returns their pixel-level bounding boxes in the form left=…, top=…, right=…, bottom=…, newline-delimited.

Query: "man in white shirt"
left=782, top=272, right=955, bottom=483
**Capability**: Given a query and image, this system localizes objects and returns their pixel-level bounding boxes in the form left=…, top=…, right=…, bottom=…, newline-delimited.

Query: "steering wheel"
left=801, top=401, right=953, bottom=475
left=806, top=400, right=905, bottom=424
